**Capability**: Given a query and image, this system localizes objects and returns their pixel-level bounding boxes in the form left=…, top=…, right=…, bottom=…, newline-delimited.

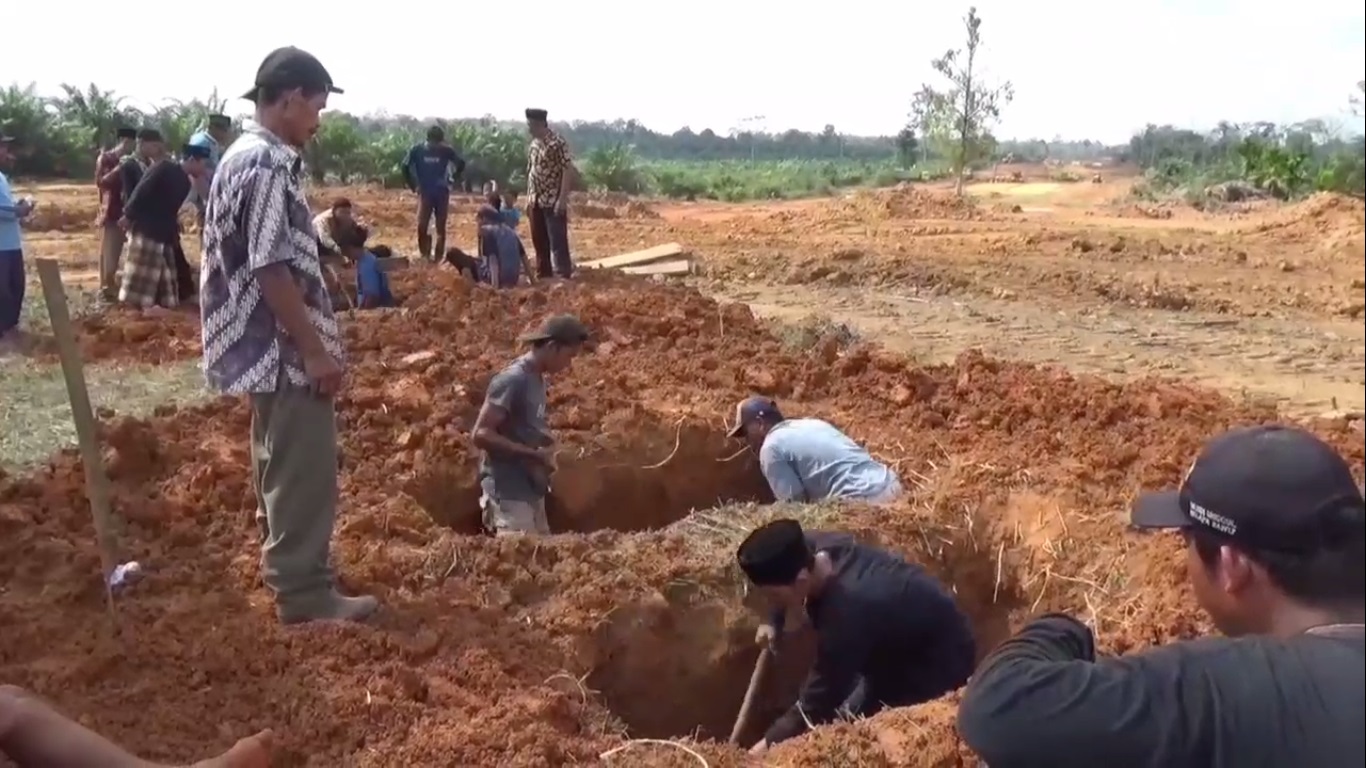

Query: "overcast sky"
left=7, top=0, right=1364, bottom=142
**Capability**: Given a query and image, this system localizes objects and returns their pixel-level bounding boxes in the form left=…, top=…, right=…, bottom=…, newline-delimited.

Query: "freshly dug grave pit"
left=407, top=417, right=774, bottom=534
left=583, top=502, right=1023, bottom=746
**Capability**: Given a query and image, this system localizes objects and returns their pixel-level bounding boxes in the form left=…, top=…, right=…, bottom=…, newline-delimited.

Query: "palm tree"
left=56, top=83, right=142, bottom=150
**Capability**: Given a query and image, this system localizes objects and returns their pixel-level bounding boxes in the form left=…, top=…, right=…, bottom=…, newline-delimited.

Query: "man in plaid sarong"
left=120, top=232, right=180, bottom=310
left=119, top=143, right=209, bottom=310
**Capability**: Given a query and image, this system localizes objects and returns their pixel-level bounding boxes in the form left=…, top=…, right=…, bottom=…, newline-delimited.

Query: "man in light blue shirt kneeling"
left=727, top=396, right=903, bottom=504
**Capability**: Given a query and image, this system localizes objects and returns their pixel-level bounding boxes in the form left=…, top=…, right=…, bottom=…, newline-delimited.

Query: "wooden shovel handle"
left=729, top=646, right=773, bottom=745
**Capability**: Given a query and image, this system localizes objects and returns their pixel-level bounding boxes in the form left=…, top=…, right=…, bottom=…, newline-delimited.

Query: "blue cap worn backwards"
left=727, top=396, right=783, bottom=438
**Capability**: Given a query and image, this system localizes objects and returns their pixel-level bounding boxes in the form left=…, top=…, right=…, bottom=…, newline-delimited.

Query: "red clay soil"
left=1, top=269, right=1362, bottom=766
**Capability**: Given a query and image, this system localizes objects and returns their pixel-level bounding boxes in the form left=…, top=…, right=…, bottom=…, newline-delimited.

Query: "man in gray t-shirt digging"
left=473, top=314, right=591, bottom=535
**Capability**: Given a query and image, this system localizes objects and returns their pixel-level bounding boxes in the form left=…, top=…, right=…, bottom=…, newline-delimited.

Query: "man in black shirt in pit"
left=736, top=518, right=977, bottom=755
left=958, top=425, right=1365, bottom=768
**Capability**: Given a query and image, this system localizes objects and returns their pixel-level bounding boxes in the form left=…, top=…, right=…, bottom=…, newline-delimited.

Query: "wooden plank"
left=620, top=259, right=693, bottom=276
left=376, top=256, right=410, bottom=273
left=581, top=242, right=686, bottom=270
left=34, top=259, right=122, bottom=626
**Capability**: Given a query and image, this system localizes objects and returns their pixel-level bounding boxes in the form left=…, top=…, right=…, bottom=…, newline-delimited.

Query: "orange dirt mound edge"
left=1, top=268, right=1363, bottom=766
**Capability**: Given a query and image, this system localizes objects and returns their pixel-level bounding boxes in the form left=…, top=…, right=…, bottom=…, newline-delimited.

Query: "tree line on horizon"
left=3, top=9, right=1360, bottom=202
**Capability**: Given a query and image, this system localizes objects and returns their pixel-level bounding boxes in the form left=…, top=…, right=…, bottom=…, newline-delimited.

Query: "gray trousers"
left=250, top=383, right=338, bottom=605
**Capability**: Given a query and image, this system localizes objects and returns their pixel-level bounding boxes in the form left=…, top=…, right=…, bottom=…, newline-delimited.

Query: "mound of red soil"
left=1, top=271, right=1361, bottom=765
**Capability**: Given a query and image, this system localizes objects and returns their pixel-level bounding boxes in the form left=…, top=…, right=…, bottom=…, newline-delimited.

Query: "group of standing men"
left=93, top=115, right=233, bottom=311
left=403, top=110, right=578, bottom=280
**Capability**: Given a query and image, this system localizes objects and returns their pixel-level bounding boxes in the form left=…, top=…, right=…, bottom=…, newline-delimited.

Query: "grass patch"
left=0, top=358, right=207, bottom=471
left=762, top=314, right=861, bottom=355
left=18, top=272, right=106, bottom=334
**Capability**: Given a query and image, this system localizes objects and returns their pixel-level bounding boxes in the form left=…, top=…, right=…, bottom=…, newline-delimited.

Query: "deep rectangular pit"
left=585, top=522, right=1022, bottom=746
left=408, top=420, right=774, bottom=535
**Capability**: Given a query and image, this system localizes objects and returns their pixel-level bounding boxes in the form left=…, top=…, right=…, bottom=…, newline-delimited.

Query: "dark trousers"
left=840, top=648, right=975, bottom=720
left=416, top=191, right=450, bottom=261
left=0, top=249, right=23, bottom=335
left=528, top=203, right=573, bottom=278
left=171, top=239, right=196, bottom=302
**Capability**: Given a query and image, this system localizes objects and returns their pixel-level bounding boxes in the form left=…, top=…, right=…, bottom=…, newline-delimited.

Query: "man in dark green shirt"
left=958, top=425, right=1364, bottom=768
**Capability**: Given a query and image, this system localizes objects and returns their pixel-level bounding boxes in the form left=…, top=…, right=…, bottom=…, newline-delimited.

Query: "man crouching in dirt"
left=477, top=204, right=534, bottom=288
left=727, top=396, right=903, bottom=504
left=472, top=315, right=591, bottom=535
left=0, top=684, right=273, bottom=767
left=738, top=518, right=976, bottom=754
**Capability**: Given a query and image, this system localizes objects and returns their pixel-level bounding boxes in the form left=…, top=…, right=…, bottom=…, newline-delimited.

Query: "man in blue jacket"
left=186, top=114, right=232, bottom=226
left=404, top=126, right=466, bottom=261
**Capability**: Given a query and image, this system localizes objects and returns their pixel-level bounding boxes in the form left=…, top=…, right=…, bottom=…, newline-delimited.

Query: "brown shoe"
left=278, top=591, right=379, bottom=625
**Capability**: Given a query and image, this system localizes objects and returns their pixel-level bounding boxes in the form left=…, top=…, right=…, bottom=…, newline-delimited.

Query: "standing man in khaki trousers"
left=200, top=47, right=377, bottom=625
left=94, top=126, right=135, bottom=302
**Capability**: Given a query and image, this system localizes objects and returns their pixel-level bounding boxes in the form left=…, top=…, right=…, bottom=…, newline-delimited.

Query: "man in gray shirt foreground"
left=727, top=396, right=903, bottom=504
left=473, top=314, right=591, bottom=535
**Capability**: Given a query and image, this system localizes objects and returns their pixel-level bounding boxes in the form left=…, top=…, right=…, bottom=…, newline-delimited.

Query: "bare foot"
left=188, top=729, right=273, bottom=768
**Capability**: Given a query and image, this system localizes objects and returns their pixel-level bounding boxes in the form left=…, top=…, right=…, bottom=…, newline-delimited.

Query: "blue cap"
left=182, top=144, right=212, bottom=160
left=1131, top=425, right=1364, bottom=552
left=727, top=396, right=783, bottom=438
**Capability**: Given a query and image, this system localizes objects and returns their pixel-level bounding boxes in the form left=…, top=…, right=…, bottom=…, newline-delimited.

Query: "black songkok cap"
left=736, top=519, right=811, bottom=586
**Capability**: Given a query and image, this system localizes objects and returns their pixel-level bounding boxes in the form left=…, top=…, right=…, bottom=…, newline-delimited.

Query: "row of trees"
left=3, top=11, right=1361, bottom=202
left=0, top=79, right=1110, bottom=186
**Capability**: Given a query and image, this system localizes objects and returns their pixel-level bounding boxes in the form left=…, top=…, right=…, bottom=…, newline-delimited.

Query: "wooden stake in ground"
left=728, top=646, right=773, bottom=745
left=35, top=259, right=122, bottom=625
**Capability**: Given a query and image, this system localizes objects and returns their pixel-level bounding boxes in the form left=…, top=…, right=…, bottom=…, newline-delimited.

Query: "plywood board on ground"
left=581, top=243, right=686, bottom=270
left=620, top=259, right=693, bottom=276
left=377, top=257, right=411, bottom=273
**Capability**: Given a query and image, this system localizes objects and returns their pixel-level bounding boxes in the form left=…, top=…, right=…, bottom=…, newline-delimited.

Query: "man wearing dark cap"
left=524, top=108, right=577, bottom=279
left=727, top=396, right=903, bottom=504
left=472, top=314, right=591, bottom=535
left=403, top=125, right=466, bottom=261
left=958, top=425, right=1365, bottom=768
left=186, top=114, right=234, bottom=227
left=117, top=140, right=203, bottom=310
left=94, top=126, right=136, bottom=300
left=201, top=46, right=377, bottom=625
left=115, top=128, right=164, bottom=226
left=737, top=518, right=976, bottom=754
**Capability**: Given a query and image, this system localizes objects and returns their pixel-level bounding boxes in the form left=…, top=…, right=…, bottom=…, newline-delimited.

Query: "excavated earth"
left=2, top=268, right=1364, bottom=767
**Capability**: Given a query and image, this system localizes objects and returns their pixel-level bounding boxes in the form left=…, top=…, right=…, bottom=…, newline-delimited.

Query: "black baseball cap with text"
left=243, top=47, right=344, bottom=102
left=1131, top=424, right=1364, bottom=552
